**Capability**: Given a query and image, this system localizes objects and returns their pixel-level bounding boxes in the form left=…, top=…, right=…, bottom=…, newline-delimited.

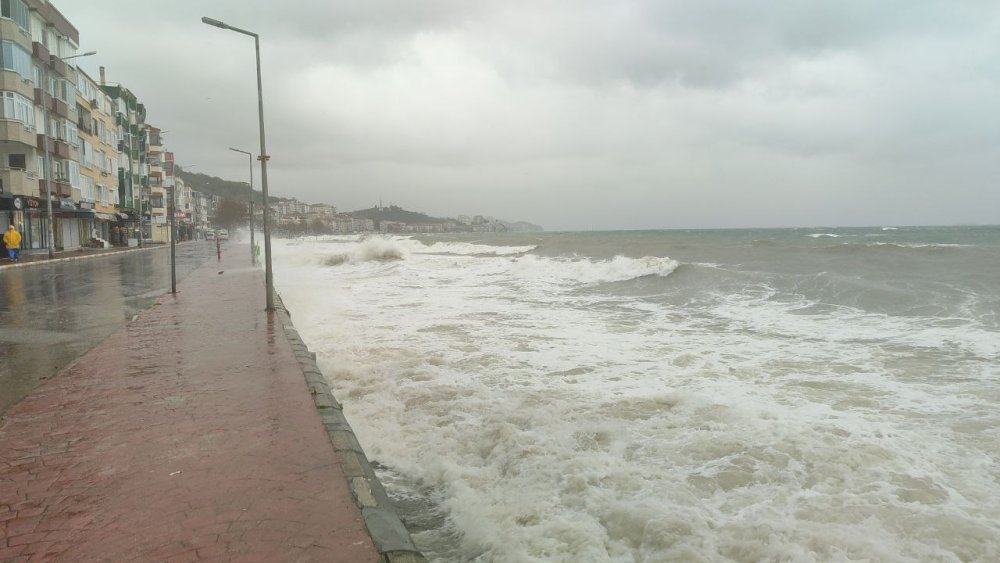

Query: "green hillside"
left=347, top=205, right=449, bottom=224
left=176, top=166, right=271, bottom=205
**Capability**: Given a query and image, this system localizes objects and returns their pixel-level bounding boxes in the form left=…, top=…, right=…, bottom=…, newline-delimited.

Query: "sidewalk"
left=0, top=246, right=407, bottom=561
left=1, top=243, right=153, bottom=268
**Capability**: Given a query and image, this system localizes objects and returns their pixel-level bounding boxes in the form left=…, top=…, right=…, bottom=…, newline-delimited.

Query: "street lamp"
left=42, top=50, right=96, bottom=258
left=169, top=162, right=196, bottom=294
left=202, top=16, right=274, bottom=311
left=228, top=147, right=255, bottom=265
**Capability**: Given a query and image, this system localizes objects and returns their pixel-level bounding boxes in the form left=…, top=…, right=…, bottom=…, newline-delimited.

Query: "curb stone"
left=274, top=292, right=428, bottom=563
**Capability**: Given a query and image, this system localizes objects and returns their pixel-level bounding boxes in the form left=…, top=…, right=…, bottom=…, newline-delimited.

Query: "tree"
left=212, top=199, right=248, bottom=232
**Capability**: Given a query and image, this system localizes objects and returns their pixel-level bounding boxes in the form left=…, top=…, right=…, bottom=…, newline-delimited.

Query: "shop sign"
left=13, top=197, right=41, bottom=210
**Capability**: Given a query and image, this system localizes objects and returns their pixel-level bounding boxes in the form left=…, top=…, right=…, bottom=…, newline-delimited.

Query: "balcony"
left=0, top=167, right=37, bottom=197
left=38, top=178, right=72, bottom=198
left=48, top=55, right=67, bottom=77
left=50, top=97, right=69, bottom=118
left=35, top=135, right=71, bottom=159
left=0, top=120, right=36, bottom=147
left=31, top=42, right=50, bottom=63
left=34, top=88, right=51, bottom=107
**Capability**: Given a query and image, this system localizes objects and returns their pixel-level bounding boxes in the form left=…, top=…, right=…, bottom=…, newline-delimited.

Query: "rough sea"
left=271, top=226, right=1000, bottom=563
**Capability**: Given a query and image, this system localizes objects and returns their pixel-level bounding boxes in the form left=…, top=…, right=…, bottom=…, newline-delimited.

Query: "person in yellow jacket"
left=3, top=225, right=22, bottom=262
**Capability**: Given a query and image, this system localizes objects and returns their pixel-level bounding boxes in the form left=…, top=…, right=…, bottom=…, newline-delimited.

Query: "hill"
left=176, top=166, right=269, bottom=205
left=347, top=205, right=448, bottom=224
left=175, top=168, right=543, bottom=231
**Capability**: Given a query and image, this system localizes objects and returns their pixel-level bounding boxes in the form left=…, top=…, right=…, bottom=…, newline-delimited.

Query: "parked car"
left=205, top=229, right=216, bottom=240
left=218, top=229, right=229, bottom=240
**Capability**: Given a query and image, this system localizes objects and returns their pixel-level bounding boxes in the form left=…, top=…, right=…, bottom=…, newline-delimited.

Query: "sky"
left=60, top=0, right=1000, bottom=231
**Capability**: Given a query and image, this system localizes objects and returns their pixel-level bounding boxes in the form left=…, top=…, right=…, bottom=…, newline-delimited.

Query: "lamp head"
left=201, top=17, right=229, bottom=30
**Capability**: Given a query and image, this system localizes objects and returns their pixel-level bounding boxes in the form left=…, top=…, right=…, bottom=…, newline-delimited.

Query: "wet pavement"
left=0, top=243, right=379, bottom=561
left=0, top=242, right=219, bottom=414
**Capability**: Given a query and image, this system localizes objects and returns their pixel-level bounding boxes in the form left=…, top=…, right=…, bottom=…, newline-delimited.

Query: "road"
left=0, top=241, right=224, bottom=414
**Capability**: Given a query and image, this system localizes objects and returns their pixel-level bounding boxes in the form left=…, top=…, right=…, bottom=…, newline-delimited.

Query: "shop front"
left=0, top=195, right=49, bottom=251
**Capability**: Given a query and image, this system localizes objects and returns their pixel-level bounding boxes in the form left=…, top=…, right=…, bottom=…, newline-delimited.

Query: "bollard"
left=216, top=236, right=221, bottom=261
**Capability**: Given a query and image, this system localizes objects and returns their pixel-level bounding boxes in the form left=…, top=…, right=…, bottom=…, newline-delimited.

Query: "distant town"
left=268, top=201, right=543, bottom=236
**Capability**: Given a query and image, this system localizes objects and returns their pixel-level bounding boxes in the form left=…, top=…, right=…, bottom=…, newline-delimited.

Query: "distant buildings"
left=0, top=0, right=199, bottom=250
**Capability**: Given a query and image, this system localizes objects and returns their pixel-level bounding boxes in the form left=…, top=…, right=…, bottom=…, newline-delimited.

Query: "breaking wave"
left=509, top=254, right=679, bottom=285
left=417, top=241, right=538, bottom=256
left=322, top=238, right=406, bottom=266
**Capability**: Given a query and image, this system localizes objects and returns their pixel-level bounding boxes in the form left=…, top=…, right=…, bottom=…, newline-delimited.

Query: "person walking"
left=3, top=225, right=21, bottom=262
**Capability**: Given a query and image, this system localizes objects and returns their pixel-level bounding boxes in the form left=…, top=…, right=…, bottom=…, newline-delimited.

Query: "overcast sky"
left=61, top=0, right=1000, bottom=230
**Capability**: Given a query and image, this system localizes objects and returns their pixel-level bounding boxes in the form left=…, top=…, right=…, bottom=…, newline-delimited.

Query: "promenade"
left=0, top=245, right=419, bottom=561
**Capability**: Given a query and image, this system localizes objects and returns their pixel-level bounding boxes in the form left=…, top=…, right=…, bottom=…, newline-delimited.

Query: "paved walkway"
left=0, top=247, right=381, bottom=561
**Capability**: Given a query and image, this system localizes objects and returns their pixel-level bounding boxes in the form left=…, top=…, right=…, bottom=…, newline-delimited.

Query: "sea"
left=270, top=226, right=1000, bottom=563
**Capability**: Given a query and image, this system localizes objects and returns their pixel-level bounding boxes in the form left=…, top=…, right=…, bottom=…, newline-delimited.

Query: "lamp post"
left=42, top=51, right=96, bottom=258
left=202, top=16, right=274, bottom=311
left=228, top=147, right=255, bottom=265
left=170, top=163, right=196, bottom=294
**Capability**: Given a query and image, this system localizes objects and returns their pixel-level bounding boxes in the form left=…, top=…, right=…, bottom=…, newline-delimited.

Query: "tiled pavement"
left=0, top=247, right=381, bottom=561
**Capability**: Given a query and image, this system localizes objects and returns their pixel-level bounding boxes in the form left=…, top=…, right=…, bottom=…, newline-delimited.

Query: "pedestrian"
left=3, top=225, right=22, bottom=262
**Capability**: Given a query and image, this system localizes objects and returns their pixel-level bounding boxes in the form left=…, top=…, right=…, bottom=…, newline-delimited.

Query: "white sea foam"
left=271, top=234, right=1000, bottom=562
left=507, top=254, right=680, bottom=285
left=417, top=241, right=538, bottom=256
left=808, top=233, right=840, bottom=238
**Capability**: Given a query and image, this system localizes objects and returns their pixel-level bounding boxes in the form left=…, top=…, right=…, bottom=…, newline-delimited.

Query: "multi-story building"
left=0, top=0, right=88, bottom=250
left=99, top=69, right=146, bottom=243
left=173, top=174, right=195, bottom=240
left=75, top=68, right=121, bottom=243
left=146, top=125, right=167, bottom=242
left=192, top=190, right=209, bottom=239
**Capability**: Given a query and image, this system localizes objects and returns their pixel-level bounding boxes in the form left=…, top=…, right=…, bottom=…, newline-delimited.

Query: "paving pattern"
left=0, top=249, right=379, bottom=561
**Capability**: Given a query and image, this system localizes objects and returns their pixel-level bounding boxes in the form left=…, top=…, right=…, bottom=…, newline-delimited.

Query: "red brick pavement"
left=0, top=248, right=379, bottom=561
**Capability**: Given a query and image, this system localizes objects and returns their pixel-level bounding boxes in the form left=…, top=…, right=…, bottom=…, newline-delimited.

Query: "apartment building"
left=146, top=125, right=167, bottom=241
left=173, top=174, right=196, bottom=240
left=75, top=67, right=121, bottom=243
left=99, top=71, right=146, bottom=244
left=0, top=0, right=88, bottom=249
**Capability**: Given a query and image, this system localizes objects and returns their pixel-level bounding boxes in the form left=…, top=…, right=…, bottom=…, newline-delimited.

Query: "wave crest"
left=322, top=238, right=406, bottom=266
left=419, top=241, right=538, bottom=256
left=512, top=255, right=679, bottom=284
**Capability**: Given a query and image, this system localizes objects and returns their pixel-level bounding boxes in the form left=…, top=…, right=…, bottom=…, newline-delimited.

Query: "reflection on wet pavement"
left=0, top=243, right=220, bottom=414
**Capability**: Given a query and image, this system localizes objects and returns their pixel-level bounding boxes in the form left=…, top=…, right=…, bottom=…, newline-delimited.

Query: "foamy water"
left=272, top=228, right=1000, bottom=562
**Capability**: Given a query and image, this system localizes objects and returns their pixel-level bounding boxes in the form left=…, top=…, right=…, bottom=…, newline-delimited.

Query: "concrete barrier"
left=275, top=293, right=428, bottom=563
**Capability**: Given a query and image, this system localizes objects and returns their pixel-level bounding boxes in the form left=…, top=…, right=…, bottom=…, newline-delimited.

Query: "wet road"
left=0, top=242, right=222, bottom=414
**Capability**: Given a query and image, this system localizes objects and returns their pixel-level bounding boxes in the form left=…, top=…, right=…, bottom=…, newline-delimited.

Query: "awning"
left=95, top=212, right=118, bottom=221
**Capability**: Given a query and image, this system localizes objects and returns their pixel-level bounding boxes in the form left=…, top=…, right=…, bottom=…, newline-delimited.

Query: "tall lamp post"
left=228, top=147, right=255, bottom=265
left=202, top=16, right=274, bottom=311
left=42, top=50, right=96, bottom=259
left=169, top=163, right=196, bottom=294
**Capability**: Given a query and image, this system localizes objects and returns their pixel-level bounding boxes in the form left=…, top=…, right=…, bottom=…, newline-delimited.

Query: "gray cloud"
left=60, top=0, right=1000, bottom=230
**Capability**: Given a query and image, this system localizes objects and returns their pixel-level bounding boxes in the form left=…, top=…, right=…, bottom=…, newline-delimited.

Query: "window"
left=1, top=0, right=29, bottom=32
left=82, top=176, right=95, bottom=201
left=65, top=119, right=78, bottom=146
left=36, top=155, right=45, bottom=179
left=0, top=40, right=32, bottom=81
left=1, top=90, right=34, bottom=127
left=80, top=138, right=93, bottom=168
left=68, top=161, right=81, bottom=188
left=57, top=78, right=74, bottom=103
left=7, top=153, right=25, bottom=169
